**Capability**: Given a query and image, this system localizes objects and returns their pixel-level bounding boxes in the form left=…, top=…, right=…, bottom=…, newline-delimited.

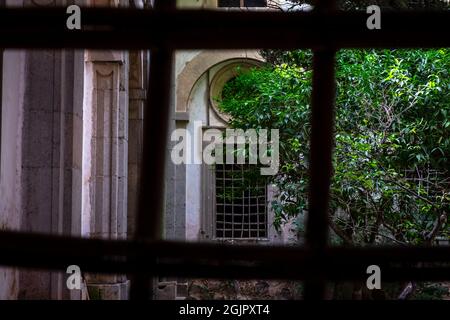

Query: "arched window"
left=202, top=61, right=270, bottom=241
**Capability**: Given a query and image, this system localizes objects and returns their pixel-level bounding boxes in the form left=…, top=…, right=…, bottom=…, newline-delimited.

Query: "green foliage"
left=414, top=283, right=449, bottom=300
left=219, top=49, right=450, bottom=245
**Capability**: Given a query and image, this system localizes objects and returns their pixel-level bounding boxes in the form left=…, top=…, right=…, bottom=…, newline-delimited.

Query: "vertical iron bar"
left=130, top=0, right=176, bottom=300
left=304, top=0, right=337, bottom=301
left=304, top=48, right=336, bottom=300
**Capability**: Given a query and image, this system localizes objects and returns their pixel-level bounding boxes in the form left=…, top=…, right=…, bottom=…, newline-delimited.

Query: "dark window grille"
left=215, top=164, right=268, bottom=239
left=404, top=168, right=448, bottom=196
left=0, top=0, right=448, bottom=301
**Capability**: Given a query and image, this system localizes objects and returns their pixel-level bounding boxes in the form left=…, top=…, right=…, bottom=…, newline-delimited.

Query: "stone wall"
left=0, top=0, right=87, bottom=300
left=0, top=49, right=26, bottom=300
left=0, top=0, right=134, bottom=300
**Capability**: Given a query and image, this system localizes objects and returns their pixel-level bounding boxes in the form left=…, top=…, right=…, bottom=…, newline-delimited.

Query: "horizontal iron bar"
left=0, top=8, right=449, bottom=49
left=0, top=230, right=448, bottom=281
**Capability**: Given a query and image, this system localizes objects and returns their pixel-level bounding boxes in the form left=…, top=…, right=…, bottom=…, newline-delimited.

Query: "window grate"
left=215, top=164, right=268, bottom=239
left=404, top=168, right=449, bottom=196
left=0, top=0, right=448, bottom=301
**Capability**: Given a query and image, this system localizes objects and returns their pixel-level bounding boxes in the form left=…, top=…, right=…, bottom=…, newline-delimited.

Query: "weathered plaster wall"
left=185, top=74, right=208, bottom=241
left=0, top=0, right=87, bottom=301
left=18, top=48, right=85, bottom=299
left=0, top=47, right=85, bottom=300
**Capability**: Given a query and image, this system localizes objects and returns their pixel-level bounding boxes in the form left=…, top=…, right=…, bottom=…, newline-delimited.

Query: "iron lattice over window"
left=403, top=168, right=449, bottom=196
left=215, top=164, right=268, bottom=239
left=0, top=0, right=449, bottom=301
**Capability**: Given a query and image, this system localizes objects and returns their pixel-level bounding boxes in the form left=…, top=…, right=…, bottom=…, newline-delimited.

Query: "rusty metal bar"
left=130, top=0, right=176, bottom=301
left=0, top=230, right=448, bottom=281
left=0, top=9, right=449, bottom=49
left=304, top=0, right=337, bottom=301
left=305, top=48, right=337, bottom=300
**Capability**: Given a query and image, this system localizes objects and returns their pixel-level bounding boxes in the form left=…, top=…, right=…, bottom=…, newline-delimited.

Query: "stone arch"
left=208, top=59, right=261, bottom=123
left=176, top=50, right=264, bottom=113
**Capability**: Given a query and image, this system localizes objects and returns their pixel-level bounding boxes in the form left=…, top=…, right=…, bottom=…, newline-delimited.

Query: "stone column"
left=80, top=0, right=130, bottom=301
left=82, top=50, right=129, bottom=300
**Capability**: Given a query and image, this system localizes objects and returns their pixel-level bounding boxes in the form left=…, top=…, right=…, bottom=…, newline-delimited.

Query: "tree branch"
left=425, top=211, right=448, bottom=244
left=329, top=219, right=353, bottom=245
